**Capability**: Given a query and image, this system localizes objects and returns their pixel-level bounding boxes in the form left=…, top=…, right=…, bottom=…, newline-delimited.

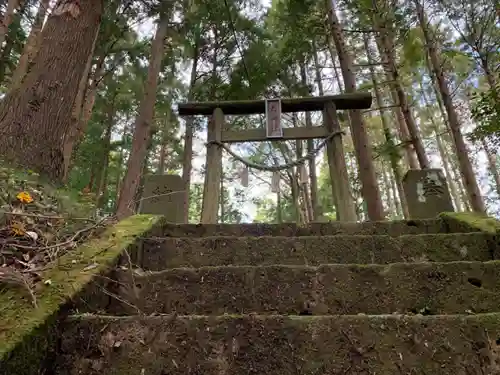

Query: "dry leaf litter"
left=0, top=165, right=115, bottom=304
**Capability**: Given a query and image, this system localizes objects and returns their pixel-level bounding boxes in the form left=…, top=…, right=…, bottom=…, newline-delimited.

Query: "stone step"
left=152, top=218, right=467, bottom=238
left=135, top=232, right=495, bottom=270
left=55, top=313, right=500, bottom=374
left=98, top=261, right=500, bottom=316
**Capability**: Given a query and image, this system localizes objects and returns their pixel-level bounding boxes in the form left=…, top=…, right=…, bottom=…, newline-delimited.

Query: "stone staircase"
left=54, top=218, right=500, bottom=374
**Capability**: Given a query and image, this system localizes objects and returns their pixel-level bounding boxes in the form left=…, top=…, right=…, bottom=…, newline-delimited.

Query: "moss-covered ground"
left=0, top=161, right=164, bottom=374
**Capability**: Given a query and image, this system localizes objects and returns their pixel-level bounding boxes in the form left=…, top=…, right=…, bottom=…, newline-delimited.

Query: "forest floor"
left=0, top=161, right=114, bottom=303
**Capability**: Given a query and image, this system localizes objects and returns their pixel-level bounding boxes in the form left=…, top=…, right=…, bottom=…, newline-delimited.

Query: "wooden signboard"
left=265, top=98, right=283, bottom=138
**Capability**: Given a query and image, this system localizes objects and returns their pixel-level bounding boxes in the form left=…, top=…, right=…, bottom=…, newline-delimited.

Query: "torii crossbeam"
left=177, top=92, right=372, bottom=224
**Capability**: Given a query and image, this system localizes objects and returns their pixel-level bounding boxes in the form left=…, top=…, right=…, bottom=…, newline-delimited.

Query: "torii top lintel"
left=177, top=92, right=372, bottom=116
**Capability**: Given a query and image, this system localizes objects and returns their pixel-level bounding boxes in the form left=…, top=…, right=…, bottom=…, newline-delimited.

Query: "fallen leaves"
left=0, top=165, right=115, bottom=298
left=16, top=191, right=33, bottom=204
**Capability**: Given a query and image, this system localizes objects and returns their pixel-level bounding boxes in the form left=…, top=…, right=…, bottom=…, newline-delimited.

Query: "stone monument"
left=402, top=168, right=455, bottom=219
left=138, top=174, right=184, bottom=223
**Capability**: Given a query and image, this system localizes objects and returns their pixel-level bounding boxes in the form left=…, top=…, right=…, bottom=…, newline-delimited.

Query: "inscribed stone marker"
left=402, top=168, right=454, bottom=219
left=138, top=174, right=184, bottom=223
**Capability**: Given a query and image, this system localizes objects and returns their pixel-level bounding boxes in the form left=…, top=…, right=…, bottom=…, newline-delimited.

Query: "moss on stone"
left=96, top=260, right=500, bottom=316
left=54, top=313, right=500, bottom=374
left=139, top=232, right=495, bottom=270
left=0, top=214, right=163, bottom=374
left=441, top=212, right=500, bottom=234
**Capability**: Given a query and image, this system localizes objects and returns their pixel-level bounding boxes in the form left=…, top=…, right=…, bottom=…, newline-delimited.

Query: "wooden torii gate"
left=178, top=92, right=372, bottom=224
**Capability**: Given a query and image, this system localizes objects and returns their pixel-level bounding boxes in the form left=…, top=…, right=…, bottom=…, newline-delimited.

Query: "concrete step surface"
left=55, top=313, right=500, bottom=375
left=153, top=218, right=468, bottom=238
left=98, top=261, right=500, bottom=316
left=135, top=232, right=496, bottom=270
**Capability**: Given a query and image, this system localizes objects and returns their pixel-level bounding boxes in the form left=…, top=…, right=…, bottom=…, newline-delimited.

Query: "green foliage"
left=469, top=82, right=500, bottom=145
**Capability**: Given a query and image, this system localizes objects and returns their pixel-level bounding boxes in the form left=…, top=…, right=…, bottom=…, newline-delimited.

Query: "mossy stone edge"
left=0, top=214, right=164, bottom=374
left=440, top=212, right=500, bottom=235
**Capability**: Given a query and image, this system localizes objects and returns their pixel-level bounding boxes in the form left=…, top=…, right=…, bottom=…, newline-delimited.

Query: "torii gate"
left=178, top=93, right=372, bottom=224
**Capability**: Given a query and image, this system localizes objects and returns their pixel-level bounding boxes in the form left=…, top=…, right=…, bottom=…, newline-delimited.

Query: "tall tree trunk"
left=0, top=0, right=103, bottom=180
left=0, top=15, right=15, bottom=84
left=364, top=34, right=409, bottom=218
left=158, top=111, right=172, bottom=175
left=300, top=60, right=320, bottom=220
left=480, top=57, right=497, bottom=89
left=0, top=0, right=26, bottom=84
left=326, top=0, right=385, bottom=221
left=435, top=131, right=461, bottom=210
left=62, top=25, right=100, bottom=181
left=219, top=166, right=225, bottom=223
left=113, top=124, right=129, bottom=210
left=9, top=0, right=49, bottom=89
left=0, top=0, right=20, bottom=47
left=322, top=39, right=342, bottom=220
left=115, top=15, right=169, bottom=219
left=181, top=35, right=200, bottom=223
left=371, top=0, right=427, bottom=169
left=276, top=190, right=283, bottom=223
left=481, top=139, right=500, bottom=197
left=388, top=165, right=402, bottom=217
left=419, top=79, right=463, bottom=211
left=96, top=94, right=116, bottom=209
left=380, top=160, right=394, bottom=218
left=415, top=0, right=485, bottom=213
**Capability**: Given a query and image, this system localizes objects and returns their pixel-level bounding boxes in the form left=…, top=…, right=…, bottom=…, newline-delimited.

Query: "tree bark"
left=158, top=110, right=172, bottom=175
left=62, top=25, right=100, bottom=181
left=388, top=164, right=402, bottom=217
left=300, top=59, right=320, bottom=220
left=434, top=131, right=461, bottom=210
left=115, top=14, right=169, bottom=219
left=326, top=0, right=385, bottom=221
left=181, top=35, right=200, bottom=223
left=415, top=0, right=485, bottom=213
left=9, top=0, right=50, bottom=89
left=370, top=0, right=427, bottom=169
left=364, top=34, right=409, bottom=218
left=0, top=0, right=103, bottom=180
left=481, top=139, right=500, bottom=198
left=0, top=0, right=20, bottom=47
left=0, top=14, right=16, bottom=84
left=95, top=92, right=116, bottom=209
left=419, top=78, right=463, bottom=211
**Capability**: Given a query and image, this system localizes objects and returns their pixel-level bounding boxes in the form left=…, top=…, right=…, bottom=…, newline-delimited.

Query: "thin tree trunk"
left=299, top=61, right=320, bottom=221
left=380, top=161, right=394, bottom=218
left=327, top=0, right=384, bottom=221
left=371, top=0, right=427, bottom=169
left=415, top=0, right=485, bottom=213
left=113, top=124, right=129, bottom=210
left=481, top=57, right=497, bottom=89
left=9, top=0, right=49, bottom=89
left=364, top=34, right=409, bottom=218
left=419, top=79, right=463, bottom=211
left=116, top=14, right=169, bottom=219
left=388, top=165, right=402, bottom=217
left=96, top=95, right=116, bottom=208
left=219, top=166, right=225, bottom=223
left=0, top=0, right=20, bottom=47
left=322, top=40, right=342, bottom=220
left=0, top=16, right=15, bottom=83
left=0, top=0, right=103, bottom=180
left=181, top=36, right=200, bottom=223
left=481, top=139, right=500, bottom=197
left=276, top=190, right=282, bottom=223
left=62, top=25, right=100, bottom=181
left=158, top=103, right=173, bottom=174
